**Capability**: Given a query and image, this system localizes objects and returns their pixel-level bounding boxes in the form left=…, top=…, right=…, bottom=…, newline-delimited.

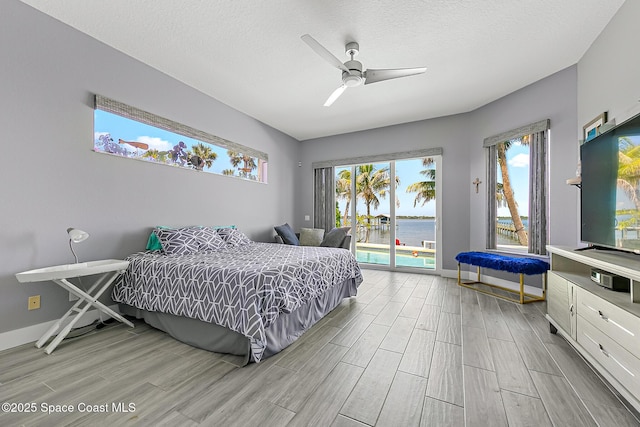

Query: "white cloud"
left=135, top=136, right=172, bottom=152
left=508, top=153, right=529, bottom=168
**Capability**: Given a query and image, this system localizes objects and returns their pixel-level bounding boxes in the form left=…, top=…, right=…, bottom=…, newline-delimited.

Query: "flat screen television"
left=580, top=112, right=640, bottom=253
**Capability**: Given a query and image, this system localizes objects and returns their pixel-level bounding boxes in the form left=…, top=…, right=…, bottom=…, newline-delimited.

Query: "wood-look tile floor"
left=1, top=270, right=639, bottom=426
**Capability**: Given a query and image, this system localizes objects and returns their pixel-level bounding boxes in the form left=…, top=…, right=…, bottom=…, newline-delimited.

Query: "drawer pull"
left=598, top=343, right=609, bottom=357
left=585, top=304, right=634, bottom=337
left=585, top=333, right=635, bottom=377
left=584, top=333, right=610, bottom=358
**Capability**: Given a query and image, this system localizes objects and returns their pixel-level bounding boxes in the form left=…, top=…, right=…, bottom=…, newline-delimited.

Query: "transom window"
left=93, top=95, right=268, bottom=183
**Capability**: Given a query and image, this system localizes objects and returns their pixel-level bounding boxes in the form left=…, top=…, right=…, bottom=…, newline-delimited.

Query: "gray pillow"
left=155, top=227, right=200, bottom=256
left=274, top=223, right=299, bottom=245
left=197, top=227, right=227, bottom=252
left=320, top=227, right=349, bottom=247
left=216, top=228, right=252, bottom=247
left=299, top=228, right=325, bottom=246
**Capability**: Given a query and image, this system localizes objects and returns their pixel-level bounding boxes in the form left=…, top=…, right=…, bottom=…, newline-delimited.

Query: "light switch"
left=304, top=215, right=310, bottom=221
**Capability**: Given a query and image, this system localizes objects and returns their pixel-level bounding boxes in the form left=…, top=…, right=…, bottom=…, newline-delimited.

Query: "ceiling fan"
left=301, top=34, right=427, bottom=107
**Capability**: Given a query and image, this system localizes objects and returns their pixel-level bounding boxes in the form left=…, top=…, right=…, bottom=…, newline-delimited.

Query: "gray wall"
left=298, top=66, right=578, bottom=272
left=469, top=66, right=579, bottom=251
left=0, top=1, right=299, bottom=333
left=578, top=0, right=640, bottom=136
left=298, top=114, right=472, bottom=272
left=3, top=0, right=636, bottom=337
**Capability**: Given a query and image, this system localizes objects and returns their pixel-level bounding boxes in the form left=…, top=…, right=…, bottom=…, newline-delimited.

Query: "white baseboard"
left=440, top=269, right=458, bottom=279
left=441, top=269, right=544, bottom=297
left=0, top=304, right=121, bottom=352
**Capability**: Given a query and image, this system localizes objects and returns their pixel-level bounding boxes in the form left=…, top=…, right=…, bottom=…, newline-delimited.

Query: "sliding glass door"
left=394, top=158, right=437, bottom=269
left=335, top=156, right=440, bottom=272
left=356, top=162, right=392, bottom=266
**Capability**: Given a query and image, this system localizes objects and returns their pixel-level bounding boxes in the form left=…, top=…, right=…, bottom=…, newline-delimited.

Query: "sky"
left=336, top=158, right=437, bottom=217
left=334, top=142, right=532, bottom=220
left=94, top=110, right=259, bottom=176
left=94, top=110, right=640, bottom=225
left=497, top=140, right=530, bottom=217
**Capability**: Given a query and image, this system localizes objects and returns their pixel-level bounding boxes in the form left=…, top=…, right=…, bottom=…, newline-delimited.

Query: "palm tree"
left=356, top=164, right=399, bottom=242
left=228, top=151, right=257, bottom=178
left=191, top=143, right=217, bottom=170
left=614, top=137, right=640, bottom=236
left=142, top=149, right=168, bottom=163
left=222, top=169, right=235, bottom=176
left=495, top=182, right=507, bottom=208
left=496, top=137, right=528, bottom=246
left=406, top=157, right=436, bottom=207
left=618, top=136, right=640, bottom=210
left=336, top=169, right=352, bottom=226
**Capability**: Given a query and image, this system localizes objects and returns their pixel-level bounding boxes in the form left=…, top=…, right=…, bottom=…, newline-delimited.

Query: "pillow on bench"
left=320, top=227, right=350, bottom=248
left=274, top=223, right=299, bottom=245
left=299, top=228, right=325, bottom=246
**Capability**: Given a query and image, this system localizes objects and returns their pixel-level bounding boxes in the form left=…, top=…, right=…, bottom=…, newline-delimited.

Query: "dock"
left=496, top=222, right=518, bottom=239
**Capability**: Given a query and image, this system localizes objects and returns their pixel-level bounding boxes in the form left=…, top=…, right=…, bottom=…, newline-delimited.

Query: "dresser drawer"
left=577, top=315, right=640, bottom=399
left=577, top=287, right=640, bottom=358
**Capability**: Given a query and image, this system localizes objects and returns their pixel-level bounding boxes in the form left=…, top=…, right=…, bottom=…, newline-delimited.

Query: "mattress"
left=112, top=242, right=363, bottom=362
left=119, top=275, right=357, bottom=364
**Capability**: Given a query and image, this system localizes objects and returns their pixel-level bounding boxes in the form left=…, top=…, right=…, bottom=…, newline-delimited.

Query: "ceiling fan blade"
left=364, top=67, right=427, bottom=85
left=301, top=34, right=350, bottom=73
left=324, top=85, right=347, bottom=107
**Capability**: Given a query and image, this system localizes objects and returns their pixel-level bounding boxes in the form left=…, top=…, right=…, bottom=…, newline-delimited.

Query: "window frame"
left=94, top=95, right=268, bottom=182
left=484, top=119, right=549, bottom=255
left=313, top=148, right=443, bottom=273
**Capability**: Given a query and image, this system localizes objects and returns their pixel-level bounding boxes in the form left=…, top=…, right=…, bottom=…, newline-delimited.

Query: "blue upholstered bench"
left=455, top=251, right=549, bottom=304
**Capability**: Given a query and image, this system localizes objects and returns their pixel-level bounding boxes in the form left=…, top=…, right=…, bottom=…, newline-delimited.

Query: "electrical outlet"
left=28, top=295, right=41, bottom=310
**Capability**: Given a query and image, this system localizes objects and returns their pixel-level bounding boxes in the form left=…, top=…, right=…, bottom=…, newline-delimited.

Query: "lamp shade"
left=67, top=228, right=89, bottom=243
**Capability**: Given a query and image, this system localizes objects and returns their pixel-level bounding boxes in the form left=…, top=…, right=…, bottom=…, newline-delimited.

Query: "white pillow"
left=299, top=228, right=325, bottom=246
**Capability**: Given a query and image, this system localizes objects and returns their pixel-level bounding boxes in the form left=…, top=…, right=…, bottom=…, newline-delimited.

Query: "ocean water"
left=359, top=218, right=436, bottom=247
left=359, top=217, right=527, bottom=247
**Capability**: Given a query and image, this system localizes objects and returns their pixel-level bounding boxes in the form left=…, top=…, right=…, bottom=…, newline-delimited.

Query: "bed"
left=112, top=230, right=362, bottom=364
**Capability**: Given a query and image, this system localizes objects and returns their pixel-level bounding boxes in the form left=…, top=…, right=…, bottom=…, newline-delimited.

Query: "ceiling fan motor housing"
left=343, top=59, right=363, bottom=86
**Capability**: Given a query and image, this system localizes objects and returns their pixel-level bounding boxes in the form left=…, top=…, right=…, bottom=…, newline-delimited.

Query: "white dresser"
left=546, top=245, right=640, bottom=412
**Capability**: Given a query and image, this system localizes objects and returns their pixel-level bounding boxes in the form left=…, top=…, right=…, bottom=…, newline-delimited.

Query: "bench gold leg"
left=457, top=264, right=546, bottom=304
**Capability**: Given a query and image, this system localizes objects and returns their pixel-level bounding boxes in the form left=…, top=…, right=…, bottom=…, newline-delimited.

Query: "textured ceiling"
left=20, top=0, right=625, bottom=141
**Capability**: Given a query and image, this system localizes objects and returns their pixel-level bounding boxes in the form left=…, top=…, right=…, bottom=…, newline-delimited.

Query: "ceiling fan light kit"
left=301, top=34, right=426, bottom=106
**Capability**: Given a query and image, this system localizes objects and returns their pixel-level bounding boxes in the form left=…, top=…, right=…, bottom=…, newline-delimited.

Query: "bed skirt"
left=119, top=276, right=358, bottom=364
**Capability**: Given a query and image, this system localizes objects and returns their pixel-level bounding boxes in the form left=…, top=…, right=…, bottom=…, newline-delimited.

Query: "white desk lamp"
left=67, top=228, right=89, bottom=263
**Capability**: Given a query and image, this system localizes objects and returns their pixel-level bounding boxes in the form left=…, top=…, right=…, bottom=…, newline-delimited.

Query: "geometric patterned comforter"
left=112, top=242, right=363, bottom=362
